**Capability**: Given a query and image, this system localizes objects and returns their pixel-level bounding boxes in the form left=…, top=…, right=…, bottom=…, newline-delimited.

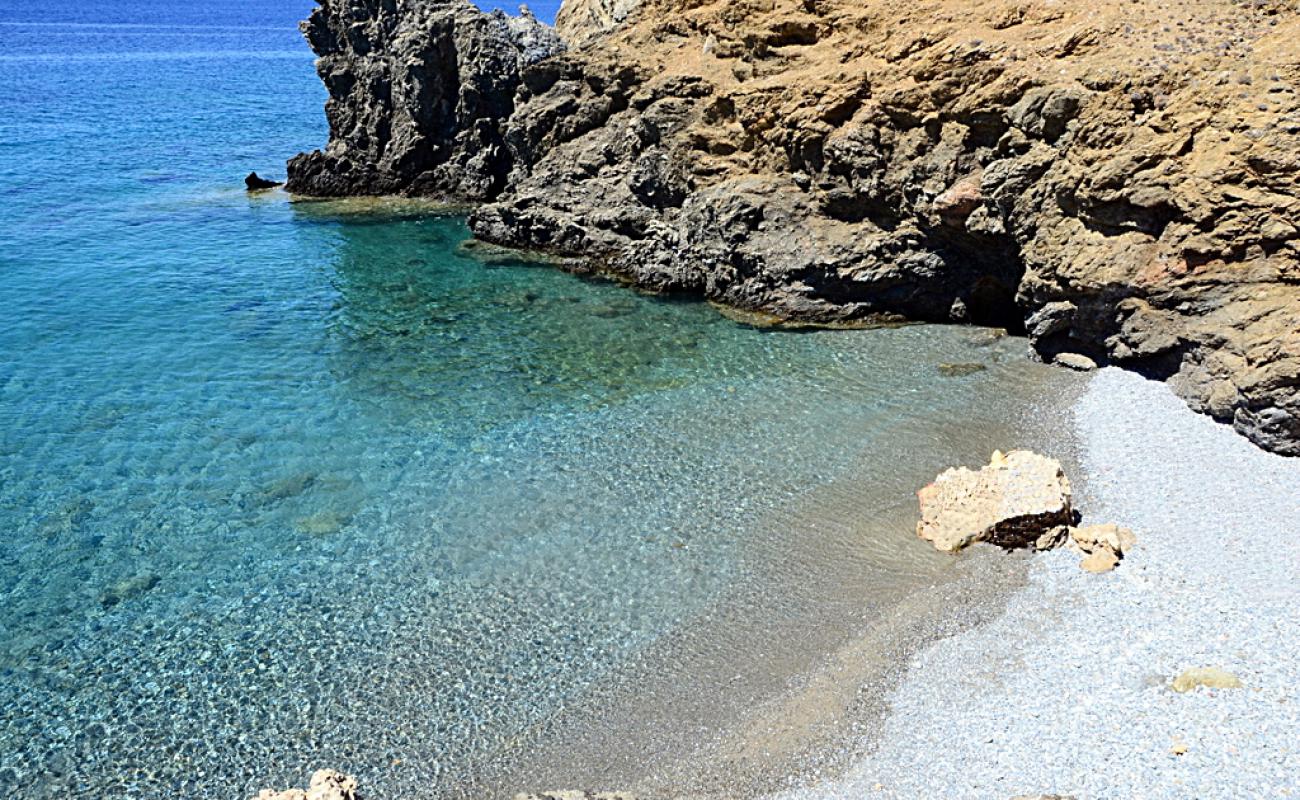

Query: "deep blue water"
left=0, top=2, right=1071, bottom=798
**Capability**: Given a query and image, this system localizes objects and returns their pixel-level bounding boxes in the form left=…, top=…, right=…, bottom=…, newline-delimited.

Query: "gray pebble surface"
left=785, top=367, right=1300, bottom=800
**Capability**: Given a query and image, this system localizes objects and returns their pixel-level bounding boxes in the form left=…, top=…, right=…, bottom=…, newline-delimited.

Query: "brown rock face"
left=287, top=0, right=1300, bottom=456
left=916, top=450, right=1074, bottom=552
left=555, top=0, right=642, bottom=45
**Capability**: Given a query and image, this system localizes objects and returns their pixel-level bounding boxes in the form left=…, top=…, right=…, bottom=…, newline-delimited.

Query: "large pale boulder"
left=254, top=770, right=359, bottom=800
left=917, top=450, right=1073, bottom=553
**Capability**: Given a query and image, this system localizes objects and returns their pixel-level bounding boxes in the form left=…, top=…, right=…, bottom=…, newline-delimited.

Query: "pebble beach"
left=791, top=367, right=1300, bottom=800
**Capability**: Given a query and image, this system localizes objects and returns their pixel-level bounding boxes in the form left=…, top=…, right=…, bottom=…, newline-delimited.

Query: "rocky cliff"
left=287, top=0, right=1300, bottom=456
left=286, top=0, right=562, bottom=199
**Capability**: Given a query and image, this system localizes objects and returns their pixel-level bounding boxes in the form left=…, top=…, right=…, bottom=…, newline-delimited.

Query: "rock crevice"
left=287, top=0, right=1300, bottom=456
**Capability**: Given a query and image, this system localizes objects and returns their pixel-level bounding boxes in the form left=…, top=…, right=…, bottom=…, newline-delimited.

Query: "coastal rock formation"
left=253, top=769, right=359, bottom=800
left=286, top=0, right=1300, bottom=456
left=916, top=450, right=1073, bottom=552
left=285, top=0, right=562, bottom=199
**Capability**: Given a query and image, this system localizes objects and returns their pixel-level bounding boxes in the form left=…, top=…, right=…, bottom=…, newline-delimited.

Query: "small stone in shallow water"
left=937, top=362, right=988, bottom=377
left=259, top=472, right=319, bottom=505
left=1172, top=667, right=1243, bottom=693
left=98, top=573, right=160, bottom=608
left=294, top=511, right=350, bottom=536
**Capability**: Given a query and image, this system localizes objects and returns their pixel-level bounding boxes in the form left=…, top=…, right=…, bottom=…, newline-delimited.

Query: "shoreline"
left=471, top=333, right=1088, bottom=800
left=783, top=368, right=1300, bottom=799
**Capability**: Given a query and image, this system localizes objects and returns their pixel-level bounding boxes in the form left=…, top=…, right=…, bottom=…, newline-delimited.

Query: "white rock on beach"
left=916, top=449, right=1074, bottom=552
left=253, top=770, right=358, bottom=800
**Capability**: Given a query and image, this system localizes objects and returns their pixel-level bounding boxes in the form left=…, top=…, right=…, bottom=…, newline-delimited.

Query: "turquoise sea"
left=0, top=2, right=1076, bottom=798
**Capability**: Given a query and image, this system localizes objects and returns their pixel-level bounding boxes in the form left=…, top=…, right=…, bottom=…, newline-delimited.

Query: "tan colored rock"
left=254, top=770, right=358, bottom=800
left=555, top=0, right=642, bottom=46
left=1079, top=549, right=1120, bottom=574
left=916, top=450, right=1073, bottom=553
left=1070, top=523, right=1137, bottom=556
left=1033, top=525, right=1070, bottom=552
left=1172, top=667, right=1244, bottom=693
left=1053, top=352, right=1098, bottom=372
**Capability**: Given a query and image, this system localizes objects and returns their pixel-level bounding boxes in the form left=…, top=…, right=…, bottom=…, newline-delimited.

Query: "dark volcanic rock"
left=285, top=0, right=1300, bottom=456
left=245, top=172, right=281, bottom=190
left=285, top=0, right=563, bottom=200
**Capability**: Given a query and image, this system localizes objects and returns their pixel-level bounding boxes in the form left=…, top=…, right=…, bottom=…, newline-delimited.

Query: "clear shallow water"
left=0, top=2, right=1077, bottom=799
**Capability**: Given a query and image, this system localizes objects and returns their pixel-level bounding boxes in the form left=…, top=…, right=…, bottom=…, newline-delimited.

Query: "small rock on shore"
left=253, top=770, right=358, bottom=800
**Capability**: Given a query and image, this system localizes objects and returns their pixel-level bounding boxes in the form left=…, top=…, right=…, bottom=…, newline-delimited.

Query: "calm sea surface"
left=0, top=2, right=1073, bottom=798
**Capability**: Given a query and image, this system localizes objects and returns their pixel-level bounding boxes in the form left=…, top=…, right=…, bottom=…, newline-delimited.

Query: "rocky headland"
left=286, top=0, right=1299, bottom=456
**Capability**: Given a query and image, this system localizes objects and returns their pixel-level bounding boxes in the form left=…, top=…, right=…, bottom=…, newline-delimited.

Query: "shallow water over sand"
left=0, top=3, right=1082, bottom=798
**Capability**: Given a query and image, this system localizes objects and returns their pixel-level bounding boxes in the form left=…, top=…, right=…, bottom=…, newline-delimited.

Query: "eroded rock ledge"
left=287, top=0, right=1300, bottom=455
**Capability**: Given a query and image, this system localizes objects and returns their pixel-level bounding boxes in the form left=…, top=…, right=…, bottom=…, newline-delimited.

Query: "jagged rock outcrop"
left=287, top=0, right=1300, bottom=456
left=286, top=0, right=562, bottom=199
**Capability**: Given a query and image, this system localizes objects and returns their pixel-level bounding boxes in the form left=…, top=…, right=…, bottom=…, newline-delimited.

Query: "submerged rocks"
left=937, top=362, right=988, bottom=378
left=98, top=573, right=160, bottom=608
left=916, top=450, right=1073, bottom=553
left=254, top=769, right=359, bottom=800
left=1078, top=548, right=1120, bottom=574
